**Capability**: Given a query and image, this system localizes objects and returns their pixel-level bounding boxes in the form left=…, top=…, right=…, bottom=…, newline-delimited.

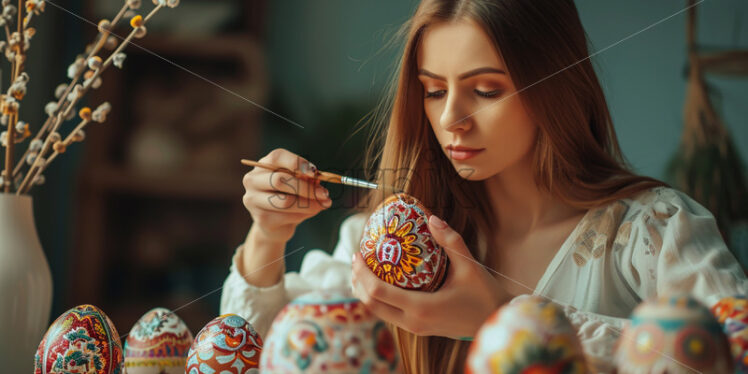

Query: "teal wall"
left=262, top=0, right=747, bottom=181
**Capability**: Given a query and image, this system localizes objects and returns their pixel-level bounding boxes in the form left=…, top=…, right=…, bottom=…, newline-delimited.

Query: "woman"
left=221, top=0, right=747, bottom=372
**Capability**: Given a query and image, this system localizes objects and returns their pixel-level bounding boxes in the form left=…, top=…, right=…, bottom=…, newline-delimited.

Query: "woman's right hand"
left=242, top=148, right=333, bottom=246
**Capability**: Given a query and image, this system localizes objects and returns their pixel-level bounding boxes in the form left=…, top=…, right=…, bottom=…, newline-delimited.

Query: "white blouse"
left=220, top=186, right=748, bottom=373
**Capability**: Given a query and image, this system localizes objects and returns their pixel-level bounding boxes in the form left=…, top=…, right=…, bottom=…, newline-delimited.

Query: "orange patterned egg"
left=186, top=314, right=263, bottom=374
left=710, top=295, right=748, bottom=372
left=360, top=193, right=448, bottom=291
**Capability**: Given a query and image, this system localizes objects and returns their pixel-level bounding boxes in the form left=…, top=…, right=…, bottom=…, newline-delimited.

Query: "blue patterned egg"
left=186, top=314, right=263, bottom=374
left=615, top=295, right=733, bottom=374
left=260, top=289, right=401, bottom=373
left=124, top=307, right=194, bottom=373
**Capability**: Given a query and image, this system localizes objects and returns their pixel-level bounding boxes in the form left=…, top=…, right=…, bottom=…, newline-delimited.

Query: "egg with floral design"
left=260, top=289, right=401, bottom=373
left=124, top=307, right=193, bottom=373
left=615, top=295, right=733, bottom=374
left=710, top=295, right=748, bottom=372
left=34, top=304, right=124, bottom=374
left=186, top=314, right=263, bottom=374
left=465, top=295, right=588, bottom=374
left=360, top=193, right=448, bottom=291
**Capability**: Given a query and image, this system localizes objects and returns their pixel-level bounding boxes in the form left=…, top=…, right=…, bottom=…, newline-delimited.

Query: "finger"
left=249, top=170, right=330, bottom=203
left=247, top=191, right=332, bottom=213
left=259, top=148, right=318, bottom=178
left=352, top=278, right=406, bottom=322
left=248, top=206, right=310, bottom=228
left=351, top=251, right=419, bottom=307
left=428, top=215, right=476, bottom=264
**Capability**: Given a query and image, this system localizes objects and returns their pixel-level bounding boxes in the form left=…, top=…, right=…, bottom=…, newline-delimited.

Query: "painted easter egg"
left=186, top=314, right=263, bottom=374
left=34, top=304, right=124, bottom=374
left=710, top=295, right=748, bottom=372
left=615, top=295, right=733, bottom=374
left=360, top=193, right=448, bottom=291
left=124, top=307, right=194, bottom=373
left=465, top=295, right=588, bottom=374
left=260, top=289, right=401, bottom=373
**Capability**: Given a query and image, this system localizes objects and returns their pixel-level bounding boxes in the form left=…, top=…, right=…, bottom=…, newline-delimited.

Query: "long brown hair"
left=356, top=0, right=669, bottom=372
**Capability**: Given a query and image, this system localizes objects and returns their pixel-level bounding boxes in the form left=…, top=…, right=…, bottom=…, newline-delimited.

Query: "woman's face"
left=416, top=19, right=538, bottom=181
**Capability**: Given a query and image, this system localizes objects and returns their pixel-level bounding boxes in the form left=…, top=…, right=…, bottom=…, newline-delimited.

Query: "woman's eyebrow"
left=417, top=67, right=506, bottom=81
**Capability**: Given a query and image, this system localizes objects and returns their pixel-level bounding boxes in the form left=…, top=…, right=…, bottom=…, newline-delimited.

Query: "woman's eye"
left=424, top=90, right=446, bottom=98
left=475, top=89, right=501, bottom=98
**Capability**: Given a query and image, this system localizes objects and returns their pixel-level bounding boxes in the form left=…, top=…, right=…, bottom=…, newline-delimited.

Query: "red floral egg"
left=359, top=193, right=448, bottom=291
left=34, top=304, right=124, bottom=374
left=186, top=314, right=263, bottom=374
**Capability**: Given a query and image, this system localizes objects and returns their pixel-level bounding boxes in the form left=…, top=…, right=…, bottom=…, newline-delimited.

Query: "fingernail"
left=429, top=215, right=448, bottom=229
left=351, top=252, right=356, bottom=263
left=316, top=187, right=329, bottom=198
left=322, top=198, right=332, bottom=207
left=300, top=161, right=316, bottom=177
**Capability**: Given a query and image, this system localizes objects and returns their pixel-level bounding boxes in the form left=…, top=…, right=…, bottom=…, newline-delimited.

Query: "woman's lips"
left=446, top=146, right=484, bottom=161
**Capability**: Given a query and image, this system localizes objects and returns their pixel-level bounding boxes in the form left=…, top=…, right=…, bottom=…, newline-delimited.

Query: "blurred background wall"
left=23, top=0, right=747, bottom=333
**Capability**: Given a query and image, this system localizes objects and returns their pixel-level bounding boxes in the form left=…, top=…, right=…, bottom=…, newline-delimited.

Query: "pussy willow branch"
left=16, top=101, right=69, bottom=193
left=36, top=116, right=89, bottom=175
left=12, top=1, right=131, bottom=179
left=18, top=4, right=165, bottom=194
left=4, top=0, right=23, bottom=192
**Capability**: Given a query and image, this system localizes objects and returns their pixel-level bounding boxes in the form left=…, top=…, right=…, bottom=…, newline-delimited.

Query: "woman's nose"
left=439, top=93, right=473, bottom=133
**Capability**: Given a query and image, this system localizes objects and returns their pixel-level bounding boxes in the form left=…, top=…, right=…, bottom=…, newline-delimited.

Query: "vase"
left=0, top=194, right=53, bottom=372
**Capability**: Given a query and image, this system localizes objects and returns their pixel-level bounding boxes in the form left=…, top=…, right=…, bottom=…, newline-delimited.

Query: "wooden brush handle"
left=241, top=159, right=342, bottom=184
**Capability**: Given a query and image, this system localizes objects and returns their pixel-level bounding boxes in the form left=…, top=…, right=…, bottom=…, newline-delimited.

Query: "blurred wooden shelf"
left=86, top=166, right=241, bottom=200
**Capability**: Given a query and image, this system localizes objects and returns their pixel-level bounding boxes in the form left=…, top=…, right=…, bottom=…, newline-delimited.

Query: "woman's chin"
left=451, top=164, right=494, bottom=181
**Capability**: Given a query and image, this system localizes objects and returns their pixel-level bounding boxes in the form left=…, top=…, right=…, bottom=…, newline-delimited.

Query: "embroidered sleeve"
left=219, top=213, right=367, bottom=337
left=617, top=187, right=748, bottom=308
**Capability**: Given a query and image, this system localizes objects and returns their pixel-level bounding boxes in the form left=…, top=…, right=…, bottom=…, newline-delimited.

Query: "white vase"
left=0, top=194, right=53, bottom=372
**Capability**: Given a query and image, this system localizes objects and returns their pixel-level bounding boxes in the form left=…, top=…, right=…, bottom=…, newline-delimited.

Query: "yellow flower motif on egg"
left=363, top=214, right=424, bottom=286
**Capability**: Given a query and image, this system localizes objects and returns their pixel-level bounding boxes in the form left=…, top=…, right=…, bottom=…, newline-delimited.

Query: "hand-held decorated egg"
left=615, top=295, right=733, bottom=374
left=260, top=289, right=402, bottom=373
left=360, top=193, right=448, bottom=291
left=34, top=304, right=124, bottom=374
left=124, top=307, right=194, bottom=373
left=710, top=295, right=748, bottom=372
left=465, top=295, right=588, bottom=374
left=186, top=314, right=263, bottom=374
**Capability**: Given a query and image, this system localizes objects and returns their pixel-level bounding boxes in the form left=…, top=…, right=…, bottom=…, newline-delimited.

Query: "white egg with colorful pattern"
left=124, top=307, right=194, bottom=373
left=465, top=296, right=588, bottom=374
left=260, top=289, right=402, bottom=373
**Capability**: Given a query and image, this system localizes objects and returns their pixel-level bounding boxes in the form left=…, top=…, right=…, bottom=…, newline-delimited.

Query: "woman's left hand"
left=351, top=215, right=510, bottom=339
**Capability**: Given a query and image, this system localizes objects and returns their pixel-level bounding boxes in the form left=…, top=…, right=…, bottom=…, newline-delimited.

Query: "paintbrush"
left=241, top=159, right=400, bottom=192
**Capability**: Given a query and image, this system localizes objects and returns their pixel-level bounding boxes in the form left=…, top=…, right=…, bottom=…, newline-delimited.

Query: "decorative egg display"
left=359, top=193, right=448, bottom=291
left=34, top=304, right=124, bottom=374
left=710, top=295, right=748, bottom=371
left=124, top=307, right=194, bottom=373
left=186, top=314, right=263, bottom=374
left=260, top=289, right=401, bottom=373
left=615, top=296, right=733, bottom=374
left=465, top=296, right=588, bottom=374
